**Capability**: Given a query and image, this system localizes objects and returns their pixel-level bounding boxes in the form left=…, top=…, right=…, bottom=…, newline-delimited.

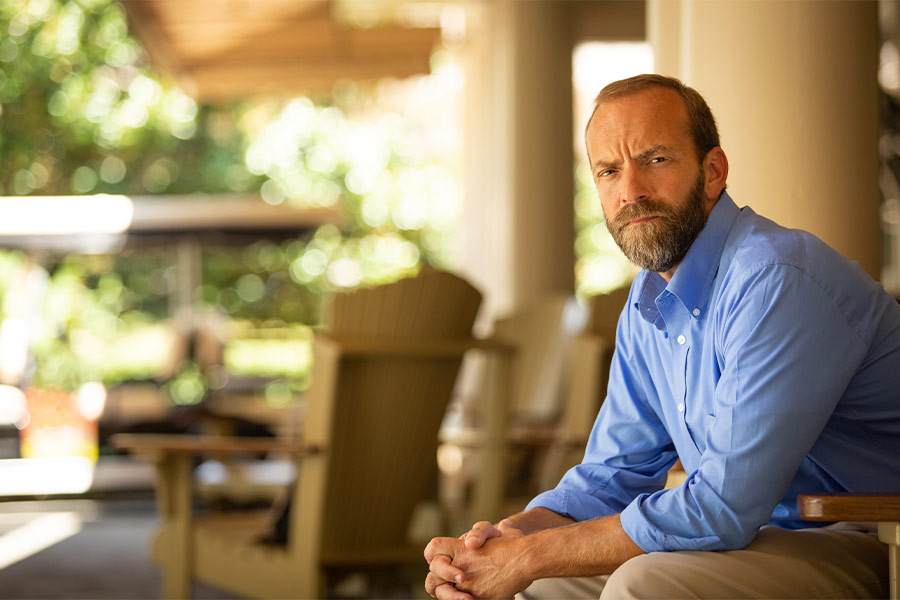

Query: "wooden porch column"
left=649, top=0, right=881, bottom=277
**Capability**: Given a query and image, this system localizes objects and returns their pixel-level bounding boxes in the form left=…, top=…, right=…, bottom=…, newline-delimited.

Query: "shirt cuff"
left=525, top=489, right=619, bottom=522
left=619, top=495, right=663, bottom=552
left=620, top=493, right=739, bottom=552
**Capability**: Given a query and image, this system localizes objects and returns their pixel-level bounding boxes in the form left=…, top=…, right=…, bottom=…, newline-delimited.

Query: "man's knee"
left=517, top=574, right=610, bottom=600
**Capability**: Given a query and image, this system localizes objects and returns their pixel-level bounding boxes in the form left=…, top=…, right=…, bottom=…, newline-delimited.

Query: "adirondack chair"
left=113, top=269, right=486, bottom=599
left=461, top=293, right=586, bottom=522
left=463, top=287, right=631, bottom=523
left=535, top=286, right=631, bottom=492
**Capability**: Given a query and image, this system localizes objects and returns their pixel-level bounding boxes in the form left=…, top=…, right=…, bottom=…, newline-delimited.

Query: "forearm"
left=518, top=514, right=644, bottom=579
left=502, top=507, right=574, bottom=535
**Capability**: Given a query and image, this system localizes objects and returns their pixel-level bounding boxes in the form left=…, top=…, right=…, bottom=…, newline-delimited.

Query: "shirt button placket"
left=676, top=332, right=688, bottom=423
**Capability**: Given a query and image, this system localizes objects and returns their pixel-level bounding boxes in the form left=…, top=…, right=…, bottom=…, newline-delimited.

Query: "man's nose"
left=620, top=167, right=650, bottom=205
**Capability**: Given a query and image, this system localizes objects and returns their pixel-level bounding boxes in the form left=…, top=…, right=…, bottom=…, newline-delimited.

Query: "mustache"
left=609, top=199, right=676, bottom=230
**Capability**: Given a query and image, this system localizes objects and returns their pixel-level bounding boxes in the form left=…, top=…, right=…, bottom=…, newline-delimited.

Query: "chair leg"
left=878, top=522, right=900, bottom=600
left=154, top=454, right=195, bottom=599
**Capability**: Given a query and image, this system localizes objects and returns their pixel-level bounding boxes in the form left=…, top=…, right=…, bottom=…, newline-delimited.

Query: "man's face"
left=586, top=87, right=717, bottom=279
left=606, top=169, right=708, bottom=274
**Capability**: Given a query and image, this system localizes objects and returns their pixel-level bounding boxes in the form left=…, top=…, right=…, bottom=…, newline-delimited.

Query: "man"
left=424, top=74, right=900, bottom=599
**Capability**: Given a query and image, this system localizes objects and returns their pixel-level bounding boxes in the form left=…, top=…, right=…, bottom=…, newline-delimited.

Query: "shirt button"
left=677, top=402, right=685, bottom=413
left=677, top=334, right=686, bottom=345
left=692, top=308, right=701, bottom=317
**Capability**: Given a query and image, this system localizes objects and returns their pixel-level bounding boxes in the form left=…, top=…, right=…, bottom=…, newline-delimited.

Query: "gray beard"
left=605, top=173, right=709, bottom=273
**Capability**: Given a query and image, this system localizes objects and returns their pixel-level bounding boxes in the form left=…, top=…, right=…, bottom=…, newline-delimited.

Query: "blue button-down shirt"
left=527, top=192, right=900, bottom=552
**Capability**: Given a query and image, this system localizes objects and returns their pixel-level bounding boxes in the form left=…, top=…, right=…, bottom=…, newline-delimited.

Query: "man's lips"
left=626, top=215, right=659, bottom=226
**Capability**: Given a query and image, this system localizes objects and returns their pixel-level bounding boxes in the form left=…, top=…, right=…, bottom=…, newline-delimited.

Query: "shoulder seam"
left=728, top=259, right=868, bottom=344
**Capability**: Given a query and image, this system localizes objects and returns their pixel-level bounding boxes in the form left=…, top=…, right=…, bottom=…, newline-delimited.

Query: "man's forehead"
left=587, top=87, right=691, bottom=152
left=593, top=87, right=687, bottom=127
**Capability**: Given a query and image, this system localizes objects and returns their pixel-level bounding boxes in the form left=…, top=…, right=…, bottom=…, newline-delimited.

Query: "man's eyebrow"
left=634, top=145, right=676, bottom=161
left=591, top=157, right=619, bottom=171
left=592, top=145, right=678, bottom=171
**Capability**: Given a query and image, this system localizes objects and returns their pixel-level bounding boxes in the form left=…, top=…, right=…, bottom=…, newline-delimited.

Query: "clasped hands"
left=424, top=519, right=534, bottom=600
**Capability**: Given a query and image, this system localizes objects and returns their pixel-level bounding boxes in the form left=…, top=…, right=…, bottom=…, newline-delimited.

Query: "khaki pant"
left=519, top=525, right=888, bottom=599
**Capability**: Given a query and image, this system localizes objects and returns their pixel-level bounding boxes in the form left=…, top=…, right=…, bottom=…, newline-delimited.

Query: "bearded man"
left=424, top=74, right=900, bottom=599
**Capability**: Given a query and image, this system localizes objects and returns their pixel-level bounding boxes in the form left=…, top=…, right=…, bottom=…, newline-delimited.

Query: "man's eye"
left=597, top=169, right=616, bottom=178
left=650, top=156, right=667, bottom=164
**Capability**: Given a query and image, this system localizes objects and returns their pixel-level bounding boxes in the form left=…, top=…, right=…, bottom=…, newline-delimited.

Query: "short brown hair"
left=587, top=74, right=721, bottom=161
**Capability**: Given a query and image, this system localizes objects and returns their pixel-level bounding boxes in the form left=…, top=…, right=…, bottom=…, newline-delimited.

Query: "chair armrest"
left=110, top=433, right=323, bottom=456
left=797, top=492, right=900, bottom=522
left=320, top=335, right=515, bottom=358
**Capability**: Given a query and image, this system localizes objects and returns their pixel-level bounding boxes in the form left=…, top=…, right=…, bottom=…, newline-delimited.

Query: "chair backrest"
left=538, top=285, right=631, bottom=489
left=583, top=285, right=631, bottom=341
left=300, top=269, right=481, bottom=559
left=492, top=294, right=587, bottom=426
left=563, top=285, right=631, bottom=435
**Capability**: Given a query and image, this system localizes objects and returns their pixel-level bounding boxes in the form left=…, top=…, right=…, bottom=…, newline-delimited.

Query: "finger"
left=434, top=582, right=475, bottom=600
left=425, top=572, right=454, bottom=598
left=425, top=537, right=458, bottom=563
left=425, top=556, right=459, bottom=588
left=429, top=554, right=465, bottom=586
left=464, top=520, right=501, bottom=549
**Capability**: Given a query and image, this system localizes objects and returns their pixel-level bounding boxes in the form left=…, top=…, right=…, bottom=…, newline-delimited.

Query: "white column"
left=460, top=1, right=575, bottom=322
left=648, top=0, right=881, bottom=277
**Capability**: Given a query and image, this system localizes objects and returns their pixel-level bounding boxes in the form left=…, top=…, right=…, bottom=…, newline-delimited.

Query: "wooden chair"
left=798, top=493, right=900, bottom=599
left=535, top=286, right=630, bottom=492
left=113, top=269, right=486, bottom=599
left=462, top=287, right=630, bottom=523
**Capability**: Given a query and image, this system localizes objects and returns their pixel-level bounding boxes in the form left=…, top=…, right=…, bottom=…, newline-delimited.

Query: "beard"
left=605, top=171, right=709, bottom=273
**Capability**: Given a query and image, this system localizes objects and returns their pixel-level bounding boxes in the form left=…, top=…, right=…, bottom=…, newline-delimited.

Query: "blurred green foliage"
left=0, top=0, right=462, bottom=401
left=573, top=161, right=634, bottom=298
left=0, top=0, right=258, bottom=196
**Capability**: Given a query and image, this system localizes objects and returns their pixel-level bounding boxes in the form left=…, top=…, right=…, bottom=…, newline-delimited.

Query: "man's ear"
left=703, top=147, right=729, bottom=201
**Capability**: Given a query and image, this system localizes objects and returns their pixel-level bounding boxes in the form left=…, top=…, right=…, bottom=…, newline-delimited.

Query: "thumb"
left=497, top=518, right=523, bottom=535
left=464, top=521, right=502, bottom=549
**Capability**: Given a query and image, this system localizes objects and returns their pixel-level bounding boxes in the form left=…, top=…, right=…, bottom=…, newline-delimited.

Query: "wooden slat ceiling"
left=122, top=0, right=443, bottom=101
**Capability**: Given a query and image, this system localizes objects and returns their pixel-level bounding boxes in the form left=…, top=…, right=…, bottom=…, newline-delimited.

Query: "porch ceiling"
left=122, top=0, right=443, bottom=101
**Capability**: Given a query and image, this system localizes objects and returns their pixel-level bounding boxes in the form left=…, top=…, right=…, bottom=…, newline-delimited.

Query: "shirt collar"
left=635, top=191, right=741, bottom=325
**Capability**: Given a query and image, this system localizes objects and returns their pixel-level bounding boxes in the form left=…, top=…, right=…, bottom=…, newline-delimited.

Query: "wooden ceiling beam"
left=172, top=30, right=439, bottom=64
left=186, top=56, right=431, bottom=100
left=162, top=19, right=439, bottom=63
left=122, top=0, right=196, bottom=95
left=154, top=1, right=335, bottom=60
